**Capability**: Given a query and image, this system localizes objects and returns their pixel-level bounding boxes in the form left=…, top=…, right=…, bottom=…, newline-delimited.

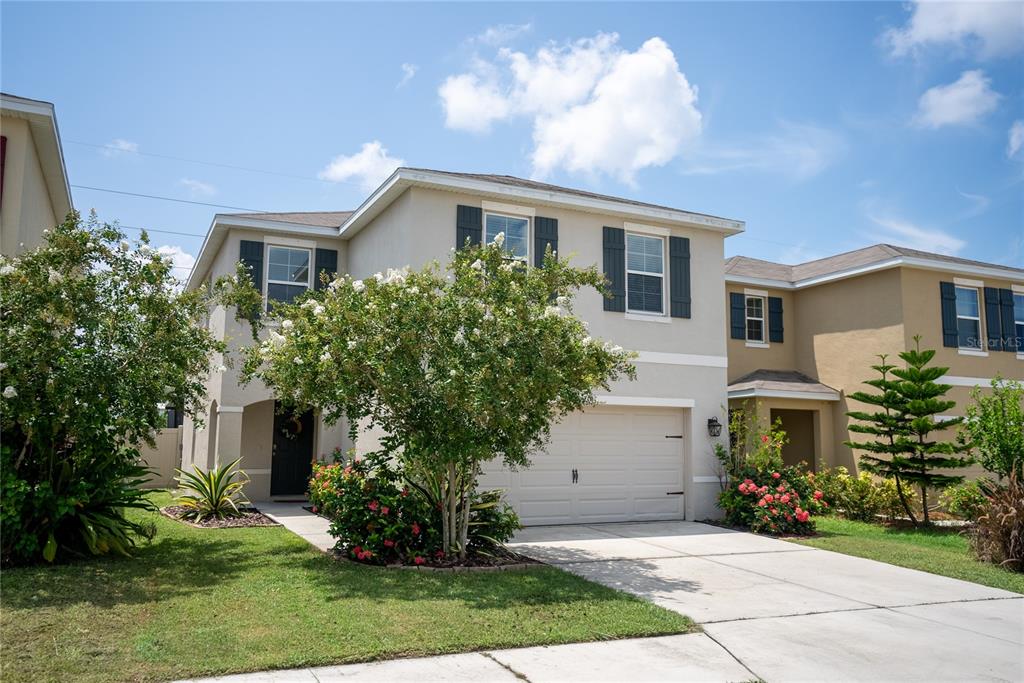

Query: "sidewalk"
left=258, top=502, right=334, bottom=552
left=174, top=633, right=753, bottom=682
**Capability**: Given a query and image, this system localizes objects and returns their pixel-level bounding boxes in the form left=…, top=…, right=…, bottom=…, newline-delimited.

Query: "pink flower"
left=780, top=494, right=790, bottom=504
left=411, top=522, right=421, bottom=535
left=738, top=483, right=748, bottom=493
left=771, top=472, right=781, bottom=479
left=368, top=500, right=379, bottom=512
left=383, top=539, right=395, bottom=548
left=764, top=494, right=774, bottom=503
left=796, top=511, right=810, bottom=523
left=813, top=490, right=823, bottom=500
left=770, top=507, right=778, bottom=515
left=435, top=550, right=445, bottom=559
left=413, top=556, right=425, bottom=565
left=777, top=485, right=785, bottom=493
left=381, top=506, right=390, bottom=516
left=401, top=488, right=409, bottom=497
left=758, top=499, right=768, bottom=507
left=761, top=435, right=769, bottom=443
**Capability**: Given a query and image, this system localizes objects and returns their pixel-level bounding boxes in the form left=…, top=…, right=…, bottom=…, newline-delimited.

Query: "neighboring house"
left=0, top=93, right=72, bottom=257
left=724, top=244, right=1024, bottom=474
left=184, top=168, right=745, bottom=523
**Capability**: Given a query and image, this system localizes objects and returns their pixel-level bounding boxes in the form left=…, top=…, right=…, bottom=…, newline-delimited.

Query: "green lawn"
left=790, top=516, right=1024, bottom=594
left=1, top=493, right=694, bottom=683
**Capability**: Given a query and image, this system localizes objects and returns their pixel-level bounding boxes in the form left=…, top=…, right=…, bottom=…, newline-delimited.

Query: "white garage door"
left=478, top=406, right=686, bottom=525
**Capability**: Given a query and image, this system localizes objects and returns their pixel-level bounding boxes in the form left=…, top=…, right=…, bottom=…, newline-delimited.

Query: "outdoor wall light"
left=707, top=417, right=723, bottom=438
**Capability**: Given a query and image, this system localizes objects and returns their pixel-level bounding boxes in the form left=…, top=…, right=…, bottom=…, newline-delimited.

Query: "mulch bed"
left=160, top=506, right=280, bottom=529
left=698, top=518, right=821, bottom=539
left=331, top=546, right=541, bottom=572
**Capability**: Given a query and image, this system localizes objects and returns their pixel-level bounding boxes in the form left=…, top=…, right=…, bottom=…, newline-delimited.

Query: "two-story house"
left=184, top=168, right=745, bottom=523
left=0, top=93, right=72, bottom=257
left=724, top=244, right=1024, bottom=474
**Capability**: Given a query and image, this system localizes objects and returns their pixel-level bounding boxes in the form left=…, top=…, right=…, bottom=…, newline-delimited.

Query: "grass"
left=790, top=516, right=1024, bottom=594
left=1, top=492, right=694, bottom=683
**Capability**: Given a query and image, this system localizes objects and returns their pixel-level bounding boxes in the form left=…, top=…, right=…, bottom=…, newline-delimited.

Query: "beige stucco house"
left=724, top=244, right=1024, bottom=474
left=183, top=168, right=745, bottom=523
left=0, top=93, right=72, bottom=257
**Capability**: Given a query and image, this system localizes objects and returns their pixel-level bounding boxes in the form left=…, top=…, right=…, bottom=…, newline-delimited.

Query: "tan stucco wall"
left=0, top=115, right=58, bottom=256
left=725, top=284, right=797, bottom=382
left=139, top=428, right=183, bottom=489
left=728, top=396, right=836, bottom=471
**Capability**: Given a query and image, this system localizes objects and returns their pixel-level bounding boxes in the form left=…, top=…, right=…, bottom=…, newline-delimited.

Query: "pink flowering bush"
left=720, top=466, right=828, bottom=535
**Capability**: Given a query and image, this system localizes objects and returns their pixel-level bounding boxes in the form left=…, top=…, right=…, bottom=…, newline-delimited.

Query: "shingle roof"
left=725, top=244, right=1024, bottom=283
left=728, top=369, right=840, bottom=399
left=225, top=211, right=353, bottom=228
left=401, top=167, right=735, bottom=224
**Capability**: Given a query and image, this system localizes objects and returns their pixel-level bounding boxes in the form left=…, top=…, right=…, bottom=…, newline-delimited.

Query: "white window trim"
left=625, top=232, right=667, bottom=317
left=623, top=221, right=670, bottom=237
left=954, top=276, right=984, bottom=289
left=625, top=312, right=671, bottom=324
left=954, top=285, right=983, bottom=351
left=745, top=294, right=766, bottom=344
left=482, top=200, right=535, bottom=217
left=264, top=243, right=313, bottom=310
left=483, top=210, right=531, bottom=262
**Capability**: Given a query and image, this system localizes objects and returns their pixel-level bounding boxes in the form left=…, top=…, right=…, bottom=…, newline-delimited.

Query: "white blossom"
left=352, top=280, right=365, bottom=293
left=454, top=327, right=466, bottom=344
left=472, top=328, right=481, bottom=337
left=543, top=305, right=562, bottom=318
left=214, top=364, right=227, bottom=373
left=48, top=269, right=62, bottom=285
left=2, top=386, right=16, bottom=399
left=373, top=272, right=385, bottom=282
left=500, top=262, right=514, bottom=272
left=0, top=264, right=13, bottom=276
left=483, top=309, right=494, bottom=321
left=493, top=231, right=506, bottom=247
left=119, top=241, right=130, bottom=252
left=347, top=340, right=358, bottom=349
left=449, top=369, right=458, bottom=377
left=582, top=336, right=592, bottom=345
left=328, top=278, right=344, bottom=291
left=281, top=320, right=294, bottom=331
left=301, top=299, right=316, bottom=309
left=320, top=351, right=332, bottom=362
left=313, top=305, right=325, bottom=316
left=268, top=330, right=287, bottom=348
left=407, top=286, right=419, bottom=295
left=556, top=295, right=570, bottom=307
left=470, top=259, right=483, bottom=271
left=0, top=362, right=6, bottom=371
left=293, top=357, right=303, bottom=365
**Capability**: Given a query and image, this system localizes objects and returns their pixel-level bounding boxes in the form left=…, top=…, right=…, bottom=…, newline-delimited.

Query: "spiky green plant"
left=174, top=458, right=250, bottom=521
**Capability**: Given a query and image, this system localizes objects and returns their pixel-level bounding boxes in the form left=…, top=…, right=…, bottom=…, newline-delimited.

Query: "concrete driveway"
left=509, top=521, right=1024, bottom=682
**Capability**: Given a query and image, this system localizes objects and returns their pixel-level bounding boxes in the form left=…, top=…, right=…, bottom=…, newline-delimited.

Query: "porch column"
left=213, top=405, right=245, bottom=468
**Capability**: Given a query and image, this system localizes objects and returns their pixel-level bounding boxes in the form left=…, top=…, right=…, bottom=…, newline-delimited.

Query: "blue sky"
left=3, top=2, right=1022, bottom=277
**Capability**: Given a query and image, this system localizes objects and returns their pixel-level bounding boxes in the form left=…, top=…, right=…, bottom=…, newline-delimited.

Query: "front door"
left=271, top=405, right=315, bottom=496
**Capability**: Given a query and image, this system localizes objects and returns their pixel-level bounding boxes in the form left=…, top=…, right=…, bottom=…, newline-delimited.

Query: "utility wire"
left=71, top=184, right=265, bottom=211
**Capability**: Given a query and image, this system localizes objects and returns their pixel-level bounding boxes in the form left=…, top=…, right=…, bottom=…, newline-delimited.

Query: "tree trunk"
left=921, top=484, right=930, bottom=525
left=446, top=462, right=458, bottom=555
left=457, top=469, right=476, bottom=561
left=894, top=474, right=918, bottom=526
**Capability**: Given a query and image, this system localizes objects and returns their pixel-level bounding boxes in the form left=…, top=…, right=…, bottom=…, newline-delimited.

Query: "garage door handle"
left=665, top=435, right=683, bottom=439
left=571, top=468, right=578, bottom=484
left=666, top=491, right=684, bottom=495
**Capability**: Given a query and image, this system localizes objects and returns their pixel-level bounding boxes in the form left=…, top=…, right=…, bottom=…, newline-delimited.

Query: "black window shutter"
left=939, top=282, right=958, bottom=348
left=768, top=296, right=784, bottom=343
left=999, top=288, right=1017, bottom=353
left=239, top=240, right=264, bottom=291
left=602, top=227, right=626, bottom=312
left=534, top=216, right=558, bottom=267
left=983, top=287, right=1002, bottom=351
left=668, top=236, right=691, bottom=318
left=730, top=292, right=746, bottom=340
left=314, top=248, right=338, bottom=290
left=456, top=205, right=482, bottom=250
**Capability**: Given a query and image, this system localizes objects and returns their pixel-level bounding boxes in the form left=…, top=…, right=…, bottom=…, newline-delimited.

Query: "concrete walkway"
left=259, top=502, right=334, bottom=552
left=206, top=510, right=1023, bottom=682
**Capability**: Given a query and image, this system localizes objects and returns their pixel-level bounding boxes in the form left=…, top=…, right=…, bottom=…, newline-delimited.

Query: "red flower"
left=771, top=472, right=781, bottom=479
left=352, top=545, right=363, bottom=556
left=413, top=556, right=425, bottom=565
left=761, top=435, right=770, bottom=443
left=758, top=499, right=768, bottom=507
left=822, top=501, right=829, bottom=508
left=776, top=485, right=785, bottom=492
left=813, top=490, right=823, bottom=500
left=796, top=511, right=810, bottom=523
left=738, top=483, right=748, bottom=493
left=401, top=488, right=409, bottom=497
left=311, top=505, right=319, bottom=513
left=411, top=522, right=421, bottom=535
left=383, top=539, right=395, bottom=548
left=368, top=500, right=379, bottom=512
left=785, top=514, right=793, bottom=522
left=770, top=507, right=778, bottom=515
left=381, top=506, right=390, bottom=516
left=764, top=494, right=774, bottom=503
left=435, top=550, right=445, bottom=558
left=780, top=494, right=790, bottom=504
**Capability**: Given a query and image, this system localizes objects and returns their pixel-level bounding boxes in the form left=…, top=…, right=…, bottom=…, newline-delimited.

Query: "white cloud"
left=318, top=141, right=405, bottom=192
left=473, top=22, right=533, bottom=46
left=865, top=213, right=966, bottom=256
left=913, top=70, right=1000, bottom=129
left=156, top=245, right=196, bottom=281
left=776, top=242, right=825, bottom=265
left=1008, top=120, right=1024, bottom=158
left=101, top=138, right=139, bottom=157
left=439, top=33, right=702, bottom=183
left=397, top=63, right=418, bottom=88
left=884, top=1, right=1024, bottom=59
left=178, top=178, right=217, bottom=197
left=680, top=123, right=845, bottom=181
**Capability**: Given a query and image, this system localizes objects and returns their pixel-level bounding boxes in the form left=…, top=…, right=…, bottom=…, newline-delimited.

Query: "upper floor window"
left=745, top=295, right=765, bottom=343
left=626, top=233, right=665, bottom=315
left=955, top=286, right=982, bottom=349
left=485, top=213, right=529, bottom=260
left=266, top=245, right=311, bottom=307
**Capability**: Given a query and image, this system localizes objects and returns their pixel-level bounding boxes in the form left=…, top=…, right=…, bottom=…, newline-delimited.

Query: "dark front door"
left=271, top=405, right=315, bottom=496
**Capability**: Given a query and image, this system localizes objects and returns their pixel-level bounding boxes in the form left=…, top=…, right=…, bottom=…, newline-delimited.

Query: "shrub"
left=0, top=214, right=249, bottom=564
left=940, top=480, right=988, bottom=522
left=958, top=378, right=1024, bottom=481
left=720, top=464, right=827, bottom=535
left=970, top=474, right=1024, bottom=572
left=467, top=489, right=521, bottom=553
left=812, top=467, right=915, bottom=522
left=174, top=458, right=250, bottom=521
left=309, top=461, right=346, bottom=518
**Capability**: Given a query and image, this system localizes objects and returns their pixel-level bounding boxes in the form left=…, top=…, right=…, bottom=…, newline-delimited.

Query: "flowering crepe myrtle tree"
left=0, top=212, right=252, bottom=564
left=242, top=235, right=636, bottom=559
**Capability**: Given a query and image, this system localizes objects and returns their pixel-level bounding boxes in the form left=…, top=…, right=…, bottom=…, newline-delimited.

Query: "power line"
left=71, top=184, right=265, bottom=211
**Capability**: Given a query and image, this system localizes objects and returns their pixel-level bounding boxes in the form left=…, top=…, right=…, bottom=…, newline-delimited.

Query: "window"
left=266, top=246, right=311, bottom=307
left=626, top=233, right=664, bottom=314
left=745, top=295, right=765, bottom=343
left=485, top=213, right=529, bottom=260
left=1015, top=293, right=1024, bottom=353
left=955, top=286, right=982, bottom=349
